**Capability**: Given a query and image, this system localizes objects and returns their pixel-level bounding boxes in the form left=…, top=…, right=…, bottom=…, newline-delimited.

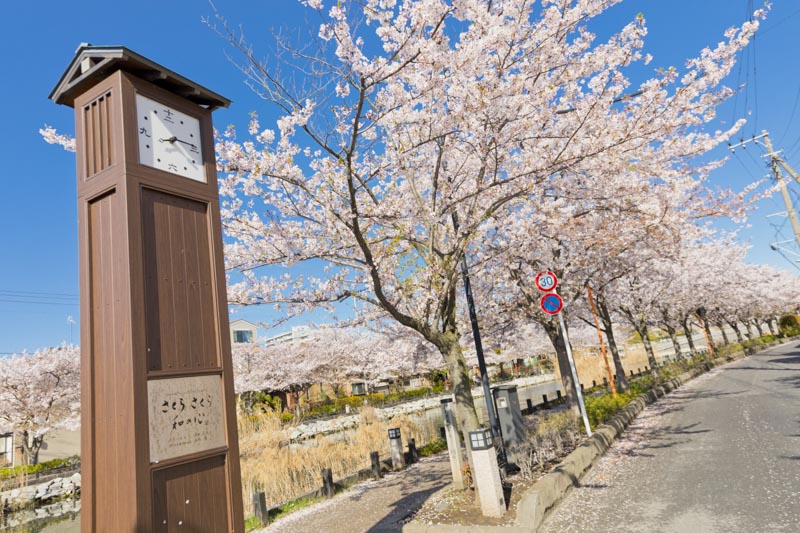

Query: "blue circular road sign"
left=540, top=293, right=563, bottom=315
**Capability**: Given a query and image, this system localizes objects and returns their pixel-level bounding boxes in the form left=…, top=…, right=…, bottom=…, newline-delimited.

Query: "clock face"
left=136, top=94, right=205, bottom=182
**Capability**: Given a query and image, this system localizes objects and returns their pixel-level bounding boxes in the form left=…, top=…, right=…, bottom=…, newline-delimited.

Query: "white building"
left=230, top=319, right=259, bottom=345
left=263, top=325, right=313, bottom=347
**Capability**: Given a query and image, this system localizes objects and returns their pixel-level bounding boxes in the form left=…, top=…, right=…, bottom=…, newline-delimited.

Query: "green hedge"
left=282, top=386, right=446, bottom=423
left=0, top=455, right=80, bottom=481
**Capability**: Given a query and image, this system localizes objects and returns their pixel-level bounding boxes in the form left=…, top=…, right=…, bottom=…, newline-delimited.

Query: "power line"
left=0, top=289, right=78, bottom=299
left=760, top=6, right=800, bottom=36
left=779, top=84, right=800, bottom=144
left=0, top=298, right=78, bottom=307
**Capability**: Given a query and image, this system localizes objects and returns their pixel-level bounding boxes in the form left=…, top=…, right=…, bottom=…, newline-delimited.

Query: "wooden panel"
left=152, top=454, right=230, bottom=532
left=142, top=188, right=219, bottom=372
left=82, top=91, right=113, bottom=178
left=88, top=190, right=137, bottom=531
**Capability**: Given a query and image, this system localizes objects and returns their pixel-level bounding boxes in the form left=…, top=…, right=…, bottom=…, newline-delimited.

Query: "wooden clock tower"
left=50, top=45, right=244, bottom=532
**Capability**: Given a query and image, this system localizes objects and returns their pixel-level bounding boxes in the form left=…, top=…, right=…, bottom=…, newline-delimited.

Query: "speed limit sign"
left=535, top=271, right=558, bottom=292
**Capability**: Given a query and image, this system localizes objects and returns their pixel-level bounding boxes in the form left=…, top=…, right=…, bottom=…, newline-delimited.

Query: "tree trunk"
left=727, top=319, right=744, bottom=344
left=753, top=319, right=765, bottom=338
left=639, top=324, right=659, bottom=375
left=745, top=321, right=755, bottom=340
left=21, top=431, right=43, bottom=466
left=767, top=319, right=778, bottom=337
left=666, top=325, right=683, bottom=359
left=596, top=294, right=628, bottom=391
left=682, top=315, right=697, bottom=355
left=661, top=311, right=682, bottom=359
left=702, top=317, right=717, bottom=352
left=437, top=333, right=480, bottom=435
left=715, top=321, right=730, bottom=346
left=541, top=319, right=580, bottom=416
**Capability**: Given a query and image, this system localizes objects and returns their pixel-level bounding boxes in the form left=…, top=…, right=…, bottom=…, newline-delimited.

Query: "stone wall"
left=1, top=472, right=80, bottom=510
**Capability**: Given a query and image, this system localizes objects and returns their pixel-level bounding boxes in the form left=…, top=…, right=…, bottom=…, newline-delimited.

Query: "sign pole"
left=557, top=311, right=592, bottom=436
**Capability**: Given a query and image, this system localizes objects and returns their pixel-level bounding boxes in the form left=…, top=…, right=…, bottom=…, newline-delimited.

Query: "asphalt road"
left=540, top=342, right=800, bottom=533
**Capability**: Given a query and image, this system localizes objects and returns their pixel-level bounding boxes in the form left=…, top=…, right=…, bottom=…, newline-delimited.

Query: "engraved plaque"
left=148, top=375, right=226, bottom=462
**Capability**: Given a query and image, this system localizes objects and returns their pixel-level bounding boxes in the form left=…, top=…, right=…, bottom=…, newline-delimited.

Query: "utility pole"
left=731, top=132, right=800, bottom=250
left=762, top=131, right=800, bottom=249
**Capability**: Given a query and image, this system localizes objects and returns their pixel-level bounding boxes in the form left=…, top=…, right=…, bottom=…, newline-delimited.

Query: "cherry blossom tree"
left=0, top=345, right=80, bottom=465
left=231, top=324, right=441, bottom=403
left=210, top=0, right=767, bottom=432
left=41, top=1, right=768, bottom=432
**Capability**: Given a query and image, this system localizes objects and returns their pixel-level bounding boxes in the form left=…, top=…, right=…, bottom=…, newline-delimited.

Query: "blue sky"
left=1, top=0, right=798, bottom=353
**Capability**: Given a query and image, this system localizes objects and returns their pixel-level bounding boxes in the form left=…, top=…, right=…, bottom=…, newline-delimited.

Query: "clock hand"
left=174, top=138, right=198, bottom=150
left=158, top=136, right=197, bottom=150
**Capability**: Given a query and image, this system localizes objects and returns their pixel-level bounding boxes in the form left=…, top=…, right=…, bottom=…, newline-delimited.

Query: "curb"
left=403, top=338, right=797, bottom=533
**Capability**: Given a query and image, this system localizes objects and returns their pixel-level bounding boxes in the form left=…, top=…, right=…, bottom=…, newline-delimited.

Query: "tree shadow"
left=767, top=355, right=800, bottom=365
left=353, top=463, right=450, bottom=532
left=770, top=374, right=800, bottom=387
left=612, top=421, right=711, bottom=458
left=579, top=482, right=609, bottom=489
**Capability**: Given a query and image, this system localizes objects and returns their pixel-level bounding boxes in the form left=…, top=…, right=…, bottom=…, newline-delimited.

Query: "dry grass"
left=238, top=407, right=440, bottom=513
left=514, top=411, right=582, bottom=480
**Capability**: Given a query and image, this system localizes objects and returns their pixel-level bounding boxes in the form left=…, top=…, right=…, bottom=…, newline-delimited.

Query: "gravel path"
left=256, top=453, right=451, bottom=533
left=540, top=342, right=800, bottom=533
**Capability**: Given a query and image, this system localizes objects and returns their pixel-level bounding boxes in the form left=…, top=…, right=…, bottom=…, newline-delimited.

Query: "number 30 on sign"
left=535, top=271, right=558, bottom=292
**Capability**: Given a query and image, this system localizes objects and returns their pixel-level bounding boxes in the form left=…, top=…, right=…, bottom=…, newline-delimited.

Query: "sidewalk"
left=257, top=454, right=452, bottom=533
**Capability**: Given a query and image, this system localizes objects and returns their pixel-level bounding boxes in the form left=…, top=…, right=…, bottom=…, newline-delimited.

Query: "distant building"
left=230, top=319, right=259, bottom=345
left=0, top=431, right=13, bottom=465
left=263, top=325, right=312, bottom=347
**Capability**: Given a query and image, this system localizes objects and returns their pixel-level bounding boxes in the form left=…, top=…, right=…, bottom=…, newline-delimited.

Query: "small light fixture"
left=388, top=427, right=401, bottom=440
left=469, top=428, right=494, bottom=451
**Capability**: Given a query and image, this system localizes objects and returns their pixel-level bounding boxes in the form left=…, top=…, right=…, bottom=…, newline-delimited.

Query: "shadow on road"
left=362, top=466, right=450, bottom=532
left=768, top=355, right=800, bottom=365
left=649, top=388, right=746, bottom=418
left=771, top=374, right=800, bottom=387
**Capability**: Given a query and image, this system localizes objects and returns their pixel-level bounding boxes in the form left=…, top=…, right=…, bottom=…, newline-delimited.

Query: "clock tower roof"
left=49, top=44, right=230, bottom=110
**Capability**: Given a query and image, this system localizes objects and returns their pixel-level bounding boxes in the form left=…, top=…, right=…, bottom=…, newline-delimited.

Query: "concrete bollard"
left=468, top=429, right=506, bottom=518
left=440, top=398, right=465, bottom=489
left=388, top=428, right=405, bottom=470
left=252, top=491, right=269, bottom=526
left=321, top=468, right=334, bottom=498
left=370, top=451, right=382, bottom=480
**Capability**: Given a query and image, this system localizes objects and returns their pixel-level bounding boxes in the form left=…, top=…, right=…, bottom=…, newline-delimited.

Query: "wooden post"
left=252, top=492, right=269, bottom=526
left=370, top=451, right=382, bottom=480
left=408, top=438, right=418, bottom=464
left=321, top=468, right=334, bottom=498
left=50, top=46, right=243, bottom=532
